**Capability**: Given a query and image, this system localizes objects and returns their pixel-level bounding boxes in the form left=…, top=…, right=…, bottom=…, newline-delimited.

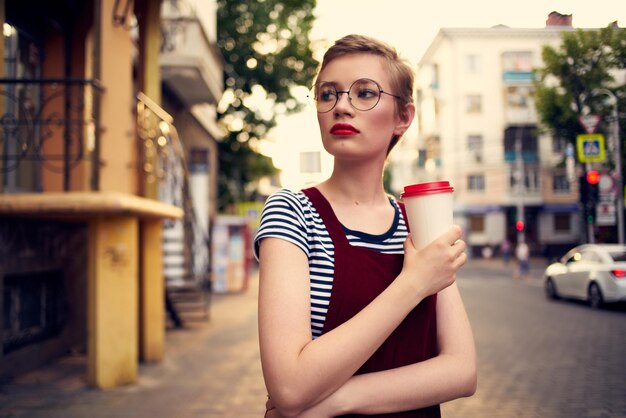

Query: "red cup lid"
left=400, top=181, right=454, bottom=198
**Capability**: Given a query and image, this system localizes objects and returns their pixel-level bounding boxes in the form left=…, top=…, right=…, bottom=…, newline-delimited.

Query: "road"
left=443, top=261, right=626, bottom=418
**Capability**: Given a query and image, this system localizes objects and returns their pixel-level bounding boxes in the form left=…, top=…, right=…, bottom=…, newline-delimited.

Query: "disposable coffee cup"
left=400, top=181, right=454, bottom=250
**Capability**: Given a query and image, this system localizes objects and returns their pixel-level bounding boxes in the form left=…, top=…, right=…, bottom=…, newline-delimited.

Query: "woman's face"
left=316, top=53, right=407, bottom=162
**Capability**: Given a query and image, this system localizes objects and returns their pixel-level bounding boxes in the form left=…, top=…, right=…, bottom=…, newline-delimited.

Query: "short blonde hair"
left=317, top=34, right=414, bottom=153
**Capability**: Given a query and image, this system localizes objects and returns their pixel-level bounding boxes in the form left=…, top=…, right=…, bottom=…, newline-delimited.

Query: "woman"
left=255, top=34, right=476, bottom=417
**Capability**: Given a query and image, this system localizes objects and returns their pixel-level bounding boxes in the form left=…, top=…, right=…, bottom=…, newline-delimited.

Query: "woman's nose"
left=334, top=91, right=353, bottom=114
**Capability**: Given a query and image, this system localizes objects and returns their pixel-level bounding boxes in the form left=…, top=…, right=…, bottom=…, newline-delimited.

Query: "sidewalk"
left=0, top=272, right=267, bottom=418
left=0, top=259, right=544, bottom=417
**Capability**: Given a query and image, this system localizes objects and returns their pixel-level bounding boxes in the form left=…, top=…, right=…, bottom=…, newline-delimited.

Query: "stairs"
left=136, top=93, right=211, bottom=328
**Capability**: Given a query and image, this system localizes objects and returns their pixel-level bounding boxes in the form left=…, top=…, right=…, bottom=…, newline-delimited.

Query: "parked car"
left=543, top=244, right=626, bottom=309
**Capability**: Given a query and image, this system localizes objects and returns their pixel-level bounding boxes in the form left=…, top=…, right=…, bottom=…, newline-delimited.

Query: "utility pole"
left=585, top=162, right=595, bottom=244
left=593, top=89, right=623, bottom=244
left=515, top=127, right=525, bottom=244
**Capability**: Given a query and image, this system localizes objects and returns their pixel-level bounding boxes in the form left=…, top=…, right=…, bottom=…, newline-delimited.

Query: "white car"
left=543, top=244, right=626, bottom=308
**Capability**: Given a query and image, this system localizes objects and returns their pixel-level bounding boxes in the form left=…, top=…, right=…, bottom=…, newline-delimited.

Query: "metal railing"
left=136, top=93, right=210, bottom=320
left=0, top=79, right=103, bottom=192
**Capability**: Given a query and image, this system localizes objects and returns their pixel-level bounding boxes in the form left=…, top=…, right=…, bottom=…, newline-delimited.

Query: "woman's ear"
left=394, top=103, right=416, bottom=136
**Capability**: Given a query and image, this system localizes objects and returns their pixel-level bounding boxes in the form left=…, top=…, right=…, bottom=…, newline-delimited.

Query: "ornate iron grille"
left=0, top=79, right=102, bottom=192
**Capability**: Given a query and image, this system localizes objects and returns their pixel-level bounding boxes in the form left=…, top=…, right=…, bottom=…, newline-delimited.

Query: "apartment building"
left=392, top=13, right=582, bottom=257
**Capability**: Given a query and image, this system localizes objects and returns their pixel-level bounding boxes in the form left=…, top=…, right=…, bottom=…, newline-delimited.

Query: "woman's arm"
left=304, top=282, right=476, bottom=416
left=258, top=226, right=466, bottom=417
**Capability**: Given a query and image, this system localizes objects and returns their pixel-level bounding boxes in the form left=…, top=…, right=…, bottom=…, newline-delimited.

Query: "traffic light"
left=515, top=220, right=525, bottom=231
left=579, top=171, right=600, bottom=224
left=586, top=170, right=599, bottom=206
left=586, top=170, right=600, bottom=186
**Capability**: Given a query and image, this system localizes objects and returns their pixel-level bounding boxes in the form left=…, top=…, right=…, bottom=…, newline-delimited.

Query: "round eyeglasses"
left=313, top=78, right=401, bottom=113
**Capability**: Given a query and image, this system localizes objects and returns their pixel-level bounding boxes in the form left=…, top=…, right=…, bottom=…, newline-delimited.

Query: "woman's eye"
left=357, top=89, right=377, bottom=99
left=319, top=90, right=336, bottom=102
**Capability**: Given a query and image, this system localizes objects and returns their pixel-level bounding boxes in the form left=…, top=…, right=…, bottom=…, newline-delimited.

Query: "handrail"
left=136, top=93, right=210, bottom=290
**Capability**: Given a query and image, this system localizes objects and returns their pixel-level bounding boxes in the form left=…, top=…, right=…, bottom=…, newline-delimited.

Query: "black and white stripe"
left=254, top=189, right=408, bottom=338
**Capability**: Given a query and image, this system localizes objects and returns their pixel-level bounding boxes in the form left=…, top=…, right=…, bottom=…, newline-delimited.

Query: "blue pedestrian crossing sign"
left=576, top=134, right=606, bottom=163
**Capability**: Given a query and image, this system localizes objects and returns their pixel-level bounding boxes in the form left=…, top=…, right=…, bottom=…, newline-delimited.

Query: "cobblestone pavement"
left=443, top=258, right=626, bottom=418
left=1, top=259, right=625, bottom=417
left=0, top=277, right=267, bottom=417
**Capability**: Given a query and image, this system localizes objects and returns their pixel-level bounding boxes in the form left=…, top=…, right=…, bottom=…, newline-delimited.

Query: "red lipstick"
left=330, top=123, right=360, bottom=136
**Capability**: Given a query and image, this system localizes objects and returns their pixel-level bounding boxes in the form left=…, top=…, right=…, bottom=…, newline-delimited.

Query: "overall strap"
left=301, top=187, right=350, bottom=247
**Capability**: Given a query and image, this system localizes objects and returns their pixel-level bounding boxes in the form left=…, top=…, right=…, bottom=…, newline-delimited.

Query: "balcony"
left=160, top=8, right=223, bottom=106
left=0, top=79, right=102, bottom=192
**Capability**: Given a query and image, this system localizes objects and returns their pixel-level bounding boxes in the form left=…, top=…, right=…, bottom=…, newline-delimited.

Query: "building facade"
left=0, top=0, right=223, bottom=387
left=391, top=19, right=583, bottom=258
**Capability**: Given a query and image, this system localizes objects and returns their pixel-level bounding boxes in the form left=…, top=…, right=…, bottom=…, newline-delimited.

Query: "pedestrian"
left=481, top=245, right=493, bottom=259
left=515, top=240, right=530, bottom=279
left=501, top=238, right=511, bottom=264
left=254, top=34, right=476, bottom=418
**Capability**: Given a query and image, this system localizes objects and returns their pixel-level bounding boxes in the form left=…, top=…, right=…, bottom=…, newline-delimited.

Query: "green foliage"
left=216, top=0, right=319, bottom=211
left=534, top=25, right=626, bottom=157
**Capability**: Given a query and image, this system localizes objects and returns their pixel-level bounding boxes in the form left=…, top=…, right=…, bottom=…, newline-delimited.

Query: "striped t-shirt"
left=254, top=189, right=409, bottom=338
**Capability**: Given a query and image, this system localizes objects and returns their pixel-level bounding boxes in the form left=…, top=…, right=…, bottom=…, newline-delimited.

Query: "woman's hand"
left=265, top=397, right=283, bottom=417
left=401, top=225, right=467, bottom=300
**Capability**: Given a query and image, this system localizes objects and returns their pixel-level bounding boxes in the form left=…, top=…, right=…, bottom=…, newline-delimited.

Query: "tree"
left=534, top=25, right=626, bottom=165
left=216, top=0, right=319, bottom=211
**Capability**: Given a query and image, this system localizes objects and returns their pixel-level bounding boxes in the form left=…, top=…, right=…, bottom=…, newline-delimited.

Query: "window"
left=564, top=251, right=581, bottom=264
left=468, top=175, right=485, bottom=191
left=466, top=95, right=482, bottom=113
left=609, top=251, right=626, bottom=262
left=509, top=163, right=540, bottom=192
left=417, top=149, right=426, bottom=168
left=502, top=51, right=533, bottom=72
left=2, top=23, right=43, bottom=192
left=465, top=54, right=481, bottom=74
left=552, top=174, right=570, bottom=193
left=468, top=135, right=483, bottom=162
left=554, top=213, right=571, bottom=232
left=425, top=135, right=441, bottom=167
left=469, top=215, right=485, bottom=232
left=581, top=250, right=601, bottom=263
left=504, top=126, right=538, bottom=162
left=505, top=86, right=532, bottom=109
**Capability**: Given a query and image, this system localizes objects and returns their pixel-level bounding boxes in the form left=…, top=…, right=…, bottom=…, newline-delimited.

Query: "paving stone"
left=1, top=259, right=624, bottom=417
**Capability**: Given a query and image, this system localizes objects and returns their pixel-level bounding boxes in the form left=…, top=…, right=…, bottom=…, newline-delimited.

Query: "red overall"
left=302, top=188, right=440, bottom=418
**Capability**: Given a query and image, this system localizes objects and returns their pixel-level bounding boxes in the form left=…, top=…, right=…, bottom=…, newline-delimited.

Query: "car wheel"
left=588, top=283, right=604, bottom=309
left=545, top=278, right=559, bottom=300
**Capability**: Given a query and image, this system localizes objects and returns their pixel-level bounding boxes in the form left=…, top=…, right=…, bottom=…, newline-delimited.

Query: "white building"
left=391, top=13, right=583, bottom=257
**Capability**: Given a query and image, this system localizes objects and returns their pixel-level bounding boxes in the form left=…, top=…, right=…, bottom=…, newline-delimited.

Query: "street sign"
left=579, top=114, right=602, bottom=134
left=596, top=202, right=616, bottom=226
left=576, top=134, right=606, bottom=163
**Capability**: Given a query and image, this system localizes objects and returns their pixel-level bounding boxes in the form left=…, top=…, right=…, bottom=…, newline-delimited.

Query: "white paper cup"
left=400, top=181, right=454, bottom=250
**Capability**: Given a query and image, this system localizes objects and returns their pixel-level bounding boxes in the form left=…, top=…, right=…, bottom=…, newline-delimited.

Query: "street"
left=443, top=260, right=626, bottom=418
left=1, top=259, right=625, bottom=417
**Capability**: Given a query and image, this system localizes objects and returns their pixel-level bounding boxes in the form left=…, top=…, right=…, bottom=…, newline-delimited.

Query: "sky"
left=310, top=0, right=626, bottom=65
left=266, top=0, right=626, bottom=190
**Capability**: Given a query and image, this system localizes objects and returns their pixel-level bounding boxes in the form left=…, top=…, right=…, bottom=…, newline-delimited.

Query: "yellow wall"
left=88, top=216, right=139, bottom=388
left=98, top=0, right=137, bottom=194
left=135, top=0, right=163, bottom=199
